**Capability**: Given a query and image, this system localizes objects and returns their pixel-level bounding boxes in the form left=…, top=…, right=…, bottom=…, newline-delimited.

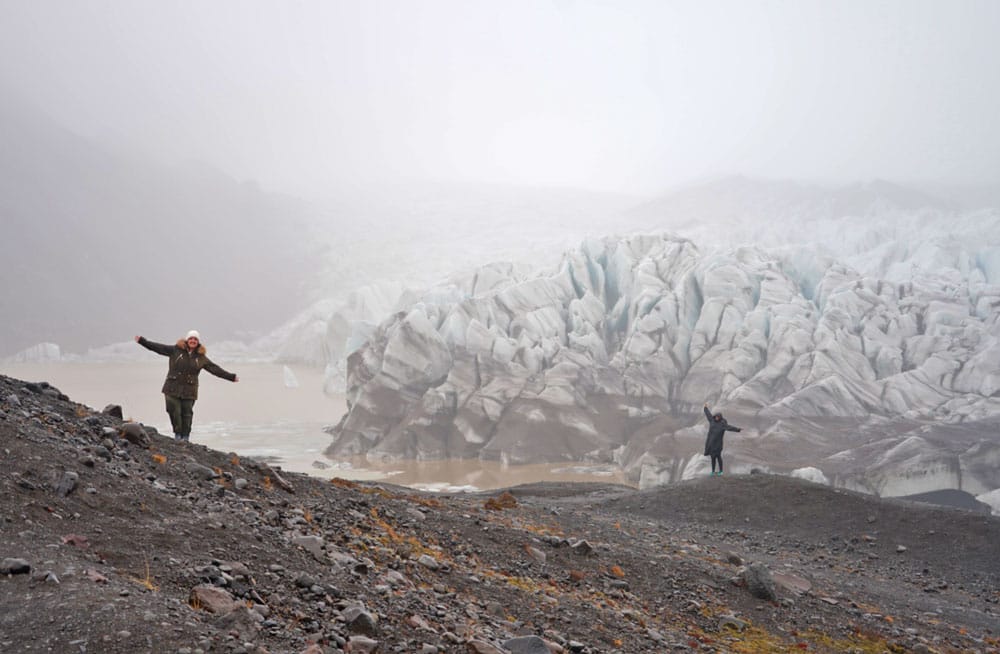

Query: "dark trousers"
left=164, top=394, right=196, bottom=438
left=710, top=454, right=723, bottom=473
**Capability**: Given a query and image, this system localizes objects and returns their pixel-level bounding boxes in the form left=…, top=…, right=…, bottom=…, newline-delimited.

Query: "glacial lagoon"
left=0, top=361, right=629, bottom=491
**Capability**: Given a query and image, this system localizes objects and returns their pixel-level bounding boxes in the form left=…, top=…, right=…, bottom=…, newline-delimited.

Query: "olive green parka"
left=137, top=337, right=236, bottom=400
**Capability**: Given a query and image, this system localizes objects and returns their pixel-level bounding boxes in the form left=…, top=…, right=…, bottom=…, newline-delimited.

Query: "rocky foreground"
left=1, top=373, right=998, bottom=654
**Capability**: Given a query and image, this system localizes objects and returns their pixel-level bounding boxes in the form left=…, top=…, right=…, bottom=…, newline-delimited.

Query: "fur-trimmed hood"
left=176, top=339, right=207, bottom=355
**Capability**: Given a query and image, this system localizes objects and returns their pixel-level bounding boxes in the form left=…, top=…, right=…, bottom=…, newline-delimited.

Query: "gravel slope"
left=1, top=374, right=998, bottom=654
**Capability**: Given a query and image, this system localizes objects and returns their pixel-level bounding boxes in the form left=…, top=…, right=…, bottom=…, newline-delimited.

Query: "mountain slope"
left=0, top=94, right=321, bottom=355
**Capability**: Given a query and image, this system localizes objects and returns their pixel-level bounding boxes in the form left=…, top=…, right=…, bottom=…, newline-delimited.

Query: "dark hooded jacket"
left=703, top=406, right=741, bottom=456
left=138, top=337, right=236, bottom=400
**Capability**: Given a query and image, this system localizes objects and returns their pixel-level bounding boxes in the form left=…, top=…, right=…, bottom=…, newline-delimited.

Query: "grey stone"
left=503, top=635, right=550, bottom=654
left=189, top=585, right=240, bottom=614
left=118, top=423, right=150, bottom=448
left=343, top=605, right=378, bottom=636
left=345, top=635, right=379, bottom=653
left=525, top=546, right=546, bottom=564
left=185, top=463, right=219, bottom=481
left=743, top=562, right=777, bottom=601
left=718, top=615, right=748, bottom=632
left=102, top=404, right=123, bottom=419
left=0, top=558, right=31, bottom=575
left=294, top=573, right=318, bottom=588
left=466, top=640, right=506, bottom=654
left=55, top=471, right=79, bottom=497
left=417, top=554, right=439, bottom=570
left=292, top=534, right=326, bottom=561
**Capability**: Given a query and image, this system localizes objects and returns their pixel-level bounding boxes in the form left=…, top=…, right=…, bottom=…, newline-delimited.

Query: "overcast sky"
left=1, top=0, right=998, bottom=196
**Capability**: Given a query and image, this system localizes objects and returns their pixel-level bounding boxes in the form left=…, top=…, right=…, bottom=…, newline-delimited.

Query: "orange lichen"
left=484, top=491, right=518, bottom=511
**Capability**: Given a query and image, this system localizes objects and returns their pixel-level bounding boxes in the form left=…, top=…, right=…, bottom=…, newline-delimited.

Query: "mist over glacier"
left=288, top=179, right=1000, bottom=501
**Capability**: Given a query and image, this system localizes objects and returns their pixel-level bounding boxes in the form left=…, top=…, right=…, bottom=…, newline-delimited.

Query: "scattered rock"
left=0, top=558, right=31, bottom=575
left=407, top=614, right=434, bottom=631
left=185, top=462, right=220, bottom=481
left=292, top=534, right=326, bottom=561
left=345, top=635, right=379, bottom=653
left=212, top=605, right=262, bottom=640
left=524, top=544, right=547, bottom=564
left=772, top=572, right=811, bottom=595
left=467, top=640, right=507, bottom=654
left=417, top=554, right=440, bottom=570
left=259, top=463, right=295, bottom=493
left=55, top=470, right=79, bottom=497
left=743, top=562, right=777, bottom=601
left=503, top=635, right=551, bottom=654
left=61, top=534, right=90, bottom=548
left=343, top=605, right=379, bottom=636
left=118, top=422, right=150, bottom=448
left=102, top=404, right=123, bottom=419
left=0, top=371, right=995, bottom=654
left=189, top=584, right=241, bottom=614
left=718, top=615, right=748, bottom=632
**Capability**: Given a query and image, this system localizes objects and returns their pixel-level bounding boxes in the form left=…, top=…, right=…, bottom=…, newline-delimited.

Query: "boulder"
left=189, top=584, right=240, bottom=614
left=743, top=562, right=777, bottom=601
left=118, top=423, right=150, bottom=448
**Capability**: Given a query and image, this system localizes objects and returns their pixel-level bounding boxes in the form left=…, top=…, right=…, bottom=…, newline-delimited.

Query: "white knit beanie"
left=186, top=330, right=201, bottom=341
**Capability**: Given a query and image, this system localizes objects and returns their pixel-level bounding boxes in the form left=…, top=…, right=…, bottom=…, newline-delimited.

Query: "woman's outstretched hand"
left=233, top=375, right=240, bottom=383
left=704, top=402, right=709, bottom=408
left=134, top=335, right=141, bottom=342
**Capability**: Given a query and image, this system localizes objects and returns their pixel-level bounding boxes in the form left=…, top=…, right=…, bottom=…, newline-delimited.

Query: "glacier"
left=323, top=180, right=1000, bottom=498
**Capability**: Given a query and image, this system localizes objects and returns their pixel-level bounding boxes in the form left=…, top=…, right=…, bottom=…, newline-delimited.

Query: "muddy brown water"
left=1, top=362, right=630, bottom=491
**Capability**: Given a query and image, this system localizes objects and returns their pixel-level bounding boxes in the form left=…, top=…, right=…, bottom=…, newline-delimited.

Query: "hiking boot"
left=173, top=433, right=183, bottom=441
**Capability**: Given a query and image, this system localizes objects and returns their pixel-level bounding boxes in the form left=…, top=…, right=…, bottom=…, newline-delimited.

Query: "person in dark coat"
left=703, top=402, right=741, bottom=476
left=135, top=330, right=239, bottom=441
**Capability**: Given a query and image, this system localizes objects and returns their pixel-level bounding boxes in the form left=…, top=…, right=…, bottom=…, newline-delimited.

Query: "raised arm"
left=204, top=358, right=238, bottom=383
left=703, top=403, right=712, bottom=423
left=135, top=335, right=174, bottom=356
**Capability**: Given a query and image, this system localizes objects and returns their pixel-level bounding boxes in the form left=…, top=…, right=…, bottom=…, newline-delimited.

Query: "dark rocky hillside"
left=1, top=373, right=998, bottom=653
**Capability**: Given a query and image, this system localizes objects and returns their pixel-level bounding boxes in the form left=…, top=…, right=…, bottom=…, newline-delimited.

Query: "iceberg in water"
left=5, top=342, right=62, bottom=363
left=977, top=488, right=1000, bottom=516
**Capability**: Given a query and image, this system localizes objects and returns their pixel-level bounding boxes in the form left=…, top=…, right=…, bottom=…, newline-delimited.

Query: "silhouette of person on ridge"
left=703, top=402, right=741, bottom=476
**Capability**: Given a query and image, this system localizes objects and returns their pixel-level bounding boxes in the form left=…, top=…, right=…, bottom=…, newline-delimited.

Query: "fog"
left=1, top=1, right=999, bottom=357
left=2, top=1, right=998, bottom=196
